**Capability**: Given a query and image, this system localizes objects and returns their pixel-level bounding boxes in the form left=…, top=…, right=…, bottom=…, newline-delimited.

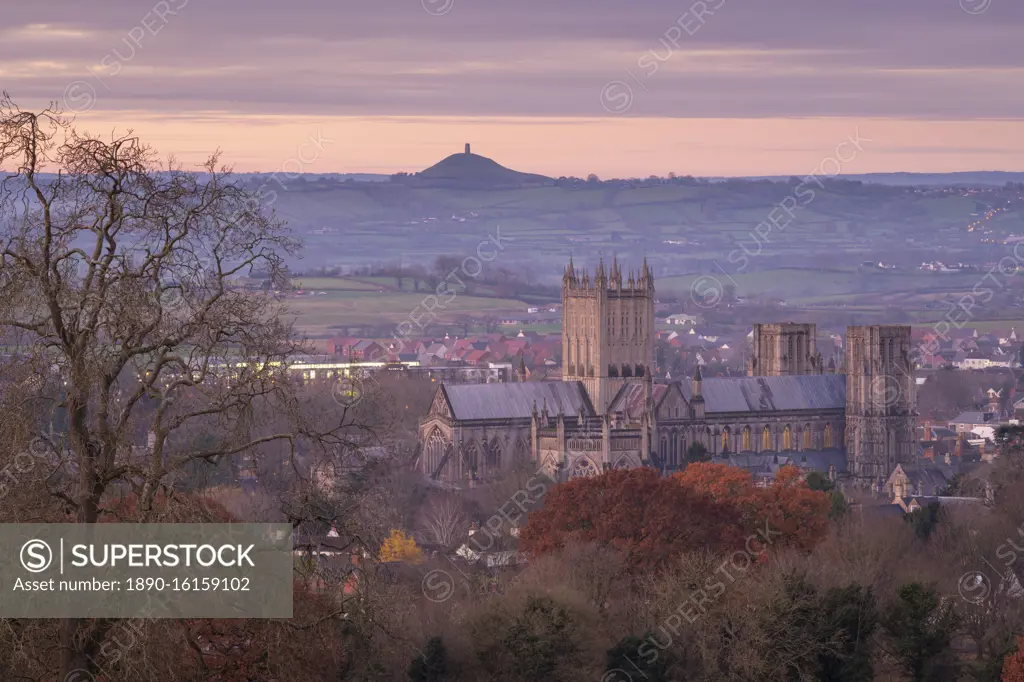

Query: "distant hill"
left=713, top=171, right=1024, bottom=187
left=412, top=146, right=553, bottom=188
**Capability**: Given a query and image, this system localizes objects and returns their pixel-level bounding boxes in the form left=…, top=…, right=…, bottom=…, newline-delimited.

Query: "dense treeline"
left=9, top=432, right=1024, bottom=680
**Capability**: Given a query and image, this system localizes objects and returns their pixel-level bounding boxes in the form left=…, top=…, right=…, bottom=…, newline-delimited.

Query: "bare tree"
left=0, top=95, right=358, bottom=678
left=421, top=494, right=468, bottom=548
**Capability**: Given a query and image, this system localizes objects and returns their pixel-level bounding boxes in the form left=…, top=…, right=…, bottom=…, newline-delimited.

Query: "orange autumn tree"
left=673, top=463, right=830, bottom=550
left=672, top=462, right=758, bottom=505
left=1004, top=636, right=1024, bottom=682
left=519, top=467, right=744, bottom=570
left=762, top=465, right=832, bottom=549
left=672, top=462, right=762, bottom=535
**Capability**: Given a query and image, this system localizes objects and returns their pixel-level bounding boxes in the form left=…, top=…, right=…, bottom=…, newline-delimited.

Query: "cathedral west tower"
left=845, top=325, right=916, bottom=481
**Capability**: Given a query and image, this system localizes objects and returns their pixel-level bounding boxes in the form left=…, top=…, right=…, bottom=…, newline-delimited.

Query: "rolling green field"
left=284, top=276, right=532, bottom=336
left=282, top=269, right=1024, bottom=339
left=292, top=277, right=381, bottom=291
left=659, top=268, right=987, bottom=301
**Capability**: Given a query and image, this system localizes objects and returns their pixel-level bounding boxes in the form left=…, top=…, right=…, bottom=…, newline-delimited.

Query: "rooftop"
left=442, top=381, right=594, bottom=421
left=681, top=374, right=847, bottom=414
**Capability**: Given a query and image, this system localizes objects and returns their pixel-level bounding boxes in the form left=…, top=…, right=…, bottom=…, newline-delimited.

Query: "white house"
left=666, top=313, right=701, bottom=326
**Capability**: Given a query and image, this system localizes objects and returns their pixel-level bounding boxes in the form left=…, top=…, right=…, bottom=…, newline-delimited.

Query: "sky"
left=4, top=0, right=1023, bottom=177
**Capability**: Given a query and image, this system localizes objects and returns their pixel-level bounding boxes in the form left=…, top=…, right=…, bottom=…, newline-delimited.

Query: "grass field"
left=285, top=278, right=531, bottom=335
left=284, top=265, right=1024, bottom=337
left=659, top=267, right=987, bottom=304
left=911, top=317, right=1024, bottom=331
left=292, top=277, right=381, bottom=291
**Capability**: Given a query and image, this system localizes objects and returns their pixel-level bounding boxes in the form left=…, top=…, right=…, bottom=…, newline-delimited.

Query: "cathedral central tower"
left=562, top=256, right=655, bottom=412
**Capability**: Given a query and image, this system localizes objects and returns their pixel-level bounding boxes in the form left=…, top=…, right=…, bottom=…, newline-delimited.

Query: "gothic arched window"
left=463, top=441, right=479, bottom=478
left=762, top=426, right=772, bottom=451
left=515, top=438, right=529, bottom=462
left=486, top=438, right=502, bottom=471
left=570, top=457, right=599, bottom=479
left=824, top=424, right=833, bottom=449
left=803, top=425, right=812, bottom=450
left=742, top=426, right=751, bottom=452
left=783, top=425, right=792, bottom=450
left=426, top=429, right=448, bottom=476
left=721, top=428, right=730, bottom=453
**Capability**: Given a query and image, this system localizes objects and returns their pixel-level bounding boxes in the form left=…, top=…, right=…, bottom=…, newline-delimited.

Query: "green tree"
left=819, top=584, right=877, bottom=682
left=805, top=471, right=835, bottom=492
left=408, top=636, right=448, bottom=682
left=723, top=283, right=737, bottom=304
left=502, top=597, right=577, bottom=679
left=880, top=583, right=960, bottom=681
left=803, top=471, right=849, bottom=518
left=684, top=442, right=711, bottom=464
left=827, top=489, right=849, bottom=520
left=905, top=501, right=943, bottom=541
left=970, top=633, right=1018, bottom=682
left=937, top=473, right=963, bottom=497
left=472, top=596, right=584, bottom=681
left=777, top=575, right=823, bottom=680
left=605, top=634, right=672, bottom=682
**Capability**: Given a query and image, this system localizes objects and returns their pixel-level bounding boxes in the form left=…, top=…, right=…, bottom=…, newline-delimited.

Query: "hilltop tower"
left=845, top=325, right=916, bottom=481
left=465, top=143, right=471, bottom=154
left=749, top=323, right=817, bottom=376
left=562, top=256, right=655, bottom=413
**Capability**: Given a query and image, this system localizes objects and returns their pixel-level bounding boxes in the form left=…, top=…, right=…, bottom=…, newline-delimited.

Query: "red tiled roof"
left=465, top=350, right=489, bottom=363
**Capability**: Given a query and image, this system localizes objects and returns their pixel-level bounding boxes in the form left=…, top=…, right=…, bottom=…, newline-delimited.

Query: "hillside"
left=413, top=147, right=552, bottom=188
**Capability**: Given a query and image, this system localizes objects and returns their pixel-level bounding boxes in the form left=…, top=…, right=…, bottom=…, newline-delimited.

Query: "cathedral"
left=418, top=259, right=917, bottom=485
